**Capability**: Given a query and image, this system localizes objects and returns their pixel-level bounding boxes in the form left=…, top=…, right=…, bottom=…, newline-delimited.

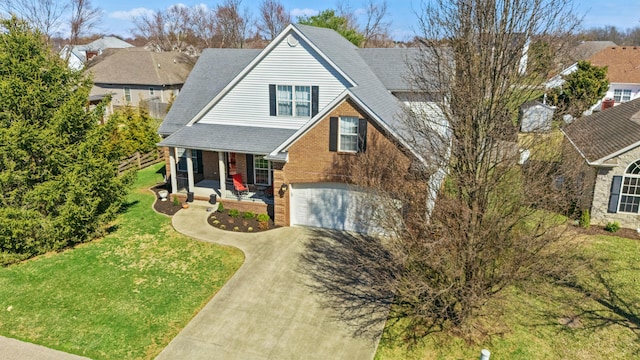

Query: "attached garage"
left=290, top=183, right=378, bottom=233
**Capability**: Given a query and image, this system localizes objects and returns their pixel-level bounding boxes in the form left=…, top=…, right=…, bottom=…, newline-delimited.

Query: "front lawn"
left=0, top=164, right=243, bottom=359
left=375, top=232, right=640, bottom=359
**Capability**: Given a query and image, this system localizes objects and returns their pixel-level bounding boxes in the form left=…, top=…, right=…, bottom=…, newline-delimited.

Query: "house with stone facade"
left=157, top=24, right=443, bottom=232
left=563, top=98, right=640, bottom=229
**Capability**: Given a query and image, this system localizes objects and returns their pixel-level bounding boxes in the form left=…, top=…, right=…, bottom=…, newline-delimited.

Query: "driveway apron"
left=155, top=203, right=382, bottom=359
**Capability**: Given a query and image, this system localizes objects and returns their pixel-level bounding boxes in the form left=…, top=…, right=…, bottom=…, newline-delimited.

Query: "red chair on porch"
left=232, top=173, right=248, bottom=198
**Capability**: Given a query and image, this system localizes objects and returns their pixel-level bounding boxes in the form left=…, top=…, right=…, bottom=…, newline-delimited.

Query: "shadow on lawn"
left=298, top=229, right=400, bottom=340
left=553, top=264, right=640, bottom=336
left=117, top=200, right=139, bottom=215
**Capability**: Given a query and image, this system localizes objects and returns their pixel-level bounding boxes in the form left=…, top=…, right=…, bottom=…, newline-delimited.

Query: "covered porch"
left=159, top=123, right=295, bottom=208
left=167, top=147, right=275, bottom=205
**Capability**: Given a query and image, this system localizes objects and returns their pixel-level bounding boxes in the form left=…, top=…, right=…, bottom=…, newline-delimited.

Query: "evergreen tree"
left=547, top=60, right=609, bottom=118
left=0, top=17, right=133, bottom=264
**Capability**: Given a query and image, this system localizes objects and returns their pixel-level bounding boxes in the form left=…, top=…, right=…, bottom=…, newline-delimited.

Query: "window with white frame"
left=124, top=87, right=131, bottom=102
left=619, top=160, right=640, bottom=213
left=176, top=148, right=198, bottom=173
left=276, top=85, right=311, bottom=117
left=254, top=155, right=271, bottom=185
left=614, top=89, right=632, bottom=103
left=339, top=116, right=359, bottom=152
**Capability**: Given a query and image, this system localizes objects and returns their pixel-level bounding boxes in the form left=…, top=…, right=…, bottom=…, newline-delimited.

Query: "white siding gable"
left=198, top=33, right=351, bottom=129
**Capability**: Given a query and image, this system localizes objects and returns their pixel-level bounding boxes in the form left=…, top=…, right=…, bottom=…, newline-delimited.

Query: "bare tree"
left=360, top=0, right=391, bottom=48
left=256, top=0, right=290, bottom=41
left=302, top=0, right=586, bottom=341
left=190, top=5, right=218, bottom=49
left=215, top=0, right=252, bottom=48
left=2, top=0, right=68, bottom=42
left=133, top=5, right=193, bottom=53
left=68, top=0, right=101, bottom=48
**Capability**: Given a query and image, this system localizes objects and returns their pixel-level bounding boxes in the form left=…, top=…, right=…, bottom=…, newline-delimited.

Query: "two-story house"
left=158, top=24, right=442, bottom=232
left=87, top=47, right=193, bottom=118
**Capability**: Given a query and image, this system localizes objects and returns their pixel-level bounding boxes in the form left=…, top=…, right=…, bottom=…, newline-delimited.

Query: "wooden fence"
left=118, top=149, right=164, bottom=175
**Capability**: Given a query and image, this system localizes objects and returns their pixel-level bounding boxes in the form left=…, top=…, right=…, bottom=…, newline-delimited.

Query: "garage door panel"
left=291, top=183, right=376, bottom=233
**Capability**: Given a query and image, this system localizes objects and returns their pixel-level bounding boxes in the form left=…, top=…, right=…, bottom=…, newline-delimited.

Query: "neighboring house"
left=545, top=41, right=616, bottom=89
left=547, top=45, right=640, bottom=110
left=158, top=24, right=443, bottom=232
left=60, top=36, right=133, bottom=71
left=87, top=47, right=192, bottom=118
left=562, top=97, right=640, bottom=229
left=590, top=46, right=640, bottom=106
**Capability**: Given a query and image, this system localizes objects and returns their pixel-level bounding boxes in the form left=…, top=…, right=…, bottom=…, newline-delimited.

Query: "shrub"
left=212, top=220, right=220, bottom=225
left=233, top=226, right=240, bottom=232
left=257, top=213, right=270, bottom=230
left=219, top=224, right=226, bottom=230
left=243, top=211, right=255, bottom=219
left=604, top=222, right=620, bottom=233
left=579, top=209, right=590, bottom=229
left=247, top=227, right=254, bottom=232
left=173, top=195, right=180, bottom=207
left=229, top=209, right=240, bottom=218
left=217, top=202, right=224, bottom=212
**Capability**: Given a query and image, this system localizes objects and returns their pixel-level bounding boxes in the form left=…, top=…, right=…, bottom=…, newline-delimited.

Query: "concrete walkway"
left=155, top=201, right=382, bottom=359
left=0, top=336, right=90, bottom=360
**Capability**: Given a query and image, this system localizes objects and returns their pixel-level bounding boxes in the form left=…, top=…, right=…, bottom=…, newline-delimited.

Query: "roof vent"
left=286, top=34, right=299, bottom=47
left=157, top=63, right=160, bottom=68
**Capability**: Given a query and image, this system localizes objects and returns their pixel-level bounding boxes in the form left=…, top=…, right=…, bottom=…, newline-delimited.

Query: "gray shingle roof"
left=356, top=48, right=420, bottom=91
left=77, top=36, right=133, bottom=51
left=563, top=98, right=640, bottom=163
left=292, top=24, right=404, bottom=129
left=158, top=123, right=296, bottom=154
left=158, top=48, right=261, bottom=135
left=158, top=24, right=422, bottom=154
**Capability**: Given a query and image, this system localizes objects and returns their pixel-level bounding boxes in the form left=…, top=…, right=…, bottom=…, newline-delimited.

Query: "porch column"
left=186, top=148, right=195, bottom=195
left=169, top=147, right=178, bottom=194
left=218, top=151, right=226, bottom=195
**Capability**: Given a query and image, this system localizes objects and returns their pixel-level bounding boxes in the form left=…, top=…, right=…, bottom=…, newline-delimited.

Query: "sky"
left=81, top=0, right=640, bottom=41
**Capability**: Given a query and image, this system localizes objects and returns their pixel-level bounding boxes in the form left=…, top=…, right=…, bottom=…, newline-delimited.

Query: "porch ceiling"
left=159, top=123, right=297, bottom=154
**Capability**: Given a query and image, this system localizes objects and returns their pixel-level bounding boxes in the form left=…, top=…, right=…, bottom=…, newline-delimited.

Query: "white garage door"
left=290, top=183, right=375, bottom=233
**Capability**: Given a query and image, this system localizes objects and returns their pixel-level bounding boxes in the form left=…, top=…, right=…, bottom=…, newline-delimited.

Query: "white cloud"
left=354, top=7, right=367, bottom=17
left=290, top=8, right=319, bottom=18
left=109, top=7, right=154, bottom=20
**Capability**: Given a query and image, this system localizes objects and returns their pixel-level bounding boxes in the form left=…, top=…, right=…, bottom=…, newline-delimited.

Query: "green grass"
left=0, top=164, right=243, bottom=359
left=375, top=233, right=640, bottom=359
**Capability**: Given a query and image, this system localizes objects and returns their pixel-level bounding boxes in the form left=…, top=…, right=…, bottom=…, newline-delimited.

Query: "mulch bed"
left=573, top=224, right=640, bottom=240
left=207, top=209, right=278, bottom=233
left=150, top=183, right=183, bottom=216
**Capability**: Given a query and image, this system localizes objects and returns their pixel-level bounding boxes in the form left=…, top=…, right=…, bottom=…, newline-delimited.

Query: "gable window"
left=124, top=87, right=131, bottom=102
left=339, top=116, right=359, bottom=152
left=329, top=116, right=368, bottom=153
left=254, top=155, right=271, bottom=185
left=270, top=84, right=318, bottom=117
left=295, top=86, right=311, bottom=116
left=277, top=85, right=293, bottom=115
left=614, top=89, right=632, bottom=103
left=618, top=160, right=640, bottom=213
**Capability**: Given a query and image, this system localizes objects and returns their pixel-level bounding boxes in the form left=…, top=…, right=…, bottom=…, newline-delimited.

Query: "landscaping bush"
left=257, top=213, right=270, bottom=230
left=579, top=209, right=590, bottom=229
left=604, top=222, right=620, bottom=233
left=243, top=211, right=255, bottom=220
left=228, top=209, right=240, bottom=218
left=217, top=202, right=224, bottom=212
left=173, top=195, right=180, bottom=207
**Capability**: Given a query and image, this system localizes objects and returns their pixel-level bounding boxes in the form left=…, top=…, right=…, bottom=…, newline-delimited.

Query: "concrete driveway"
left=155, top=202, right=384, bottom=359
